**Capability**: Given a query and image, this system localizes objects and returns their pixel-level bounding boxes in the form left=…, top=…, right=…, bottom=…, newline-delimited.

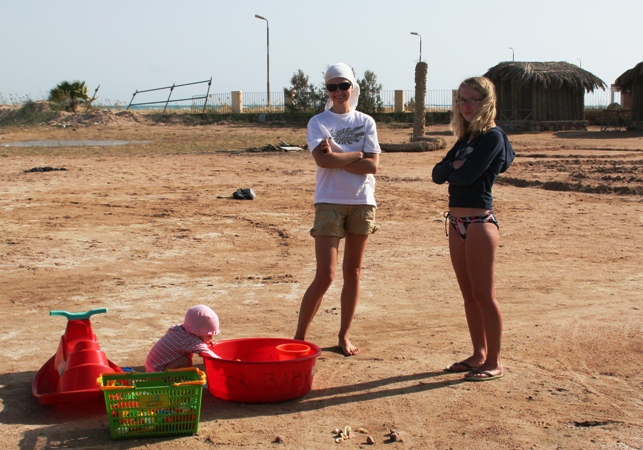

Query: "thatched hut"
left=483, top=61, right=606, bottom=131
left=613, top=61, right=643, bottom=130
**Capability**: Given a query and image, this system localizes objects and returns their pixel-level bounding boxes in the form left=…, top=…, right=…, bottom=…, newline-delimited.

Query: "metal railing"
left=146, top=88, right=620, bottom=113
left=585, top=90, right=621, bottom=109
left=241, top=91, right=285, bottom=112
left=402, top=89, right=454, bottom=111
left=378, top=90, right=395, bottom=112
left=191, top=92, right=232, bottom=113
left=128, top=78, right=212, bottom=113
left=197, top=90, right=455, bottom=114
left=378, top=90, right=453, bottom=112
left=497, top=110, right=534, bottom=132
left=193, top=92, right=286, bottom=113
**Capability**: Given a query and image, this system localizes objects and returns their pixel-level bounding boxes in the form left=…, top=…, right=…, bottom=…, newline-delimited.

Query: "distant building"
left=613, top=61, right=643, bottom=131
left=484, top=61, right=606, bottom=132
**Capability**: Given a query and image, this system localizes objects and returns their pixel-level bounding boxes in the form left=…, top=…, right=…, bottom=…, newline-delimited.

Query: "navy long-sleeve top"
left=431, top=127, right=514, bottom=210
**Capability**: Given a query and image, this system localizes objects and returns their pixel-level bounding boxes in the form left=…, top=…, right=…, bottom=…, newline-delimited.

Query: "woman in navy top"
left=432, top=76, right=514, bottom=381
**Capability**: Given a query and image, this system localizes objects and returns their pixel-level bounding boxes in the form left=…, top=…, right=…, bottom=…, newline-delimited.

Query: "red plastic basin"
left=204, top=338, right=321, bottom=403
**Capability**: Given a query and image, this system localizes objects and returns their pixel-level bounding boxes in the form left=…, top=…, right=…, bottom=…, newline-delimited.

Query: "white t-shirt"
left=307, top=109, right=381, bottom=206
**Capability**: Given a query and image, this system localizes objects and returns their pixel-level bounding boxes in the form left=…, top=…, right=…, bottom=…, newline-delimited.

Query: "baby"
left=145, top=304, right=221, bottom=372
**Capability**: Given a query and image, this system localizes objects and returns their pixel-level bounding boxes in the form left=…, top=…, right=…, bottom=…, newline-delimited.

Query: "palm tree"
left=48, top=81, right=89, bottom=112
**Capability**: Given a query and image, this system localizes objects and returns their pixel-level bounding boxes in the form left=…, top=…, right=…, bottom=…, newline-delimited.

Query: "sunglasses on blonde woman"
left=326, top=82, right=352, bottom=92
left=456, top=97, right=483, bottom=105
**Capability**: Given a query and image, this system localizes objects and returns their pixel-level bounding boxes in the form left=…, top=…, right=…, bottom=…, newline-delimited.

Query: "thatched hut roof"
left=484, top=62, right=606, bottom=93
left=614, top=61, right=643, bottom=93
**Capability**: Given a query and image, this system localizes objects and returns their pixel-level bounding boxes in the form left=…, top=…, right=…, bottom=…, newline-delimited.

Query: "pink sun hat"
left=183, top=305, right=220, bottom=337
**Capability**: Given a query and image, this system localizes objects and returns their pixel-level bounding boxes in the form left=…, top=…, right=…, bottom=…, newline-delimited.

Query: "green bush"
left=0, top=101, right=60, bottom=127
left=48, top=80, right=89, bottom=112
left=283, top=70, right=324, bottom=113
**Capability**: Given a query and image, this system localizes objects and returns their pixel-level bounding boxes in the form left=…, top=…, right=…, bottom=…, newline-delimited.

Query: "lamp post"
left=255, top=14, right=270, bottom=107
left=509, top=47, right=514, bottom=62
left=410, top=32, right=422, bottom=62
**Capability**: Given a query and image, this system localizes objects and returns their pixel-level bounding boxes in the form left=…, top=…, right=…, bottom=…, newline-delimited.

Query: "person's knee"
left=342, top=265, right=362, bottom=281
left=314, top=270, right=335, bottom=289
left=471, top=287, right=495, bottom=305
left=165, top=355, right=192, bottom=370
left=461, top=292, right=476, bottom=304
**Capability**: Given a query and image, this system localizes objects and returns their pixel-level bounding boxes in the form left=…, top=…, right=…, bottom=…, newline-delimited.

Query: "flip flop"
left=444, top=361, right=477, bottom=373
left=464, top=370, right=504, bottom=382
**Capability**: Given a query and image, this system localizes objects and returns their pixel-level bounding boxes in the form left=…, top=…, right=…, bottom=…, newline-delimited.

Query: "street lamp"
left=509, top=47, right=514, bottom=62
left=255, top=14, right=270, bottom=107
left=410, top=32, right=422, bottom=62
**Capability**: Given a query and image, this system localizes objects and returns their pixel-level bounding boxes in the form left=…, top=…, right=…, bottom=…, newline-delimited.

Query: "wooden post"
left=85, top=85, right=100, bottom=112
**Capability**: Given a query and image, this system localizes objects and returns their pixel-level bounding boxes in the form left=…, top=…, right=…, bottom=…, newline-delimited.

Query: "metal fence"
left=128, top=78, right=212, bottom=113
left=191, top=88, right=619, bottom=113
left=242, top=92, right=286, bottom=113
left=404, top=90, right=454, bottom=111
left=584, top=89, right=621, bottom=109
left=196, top=90, right=455, bottom=113
left=191, top=92, right=232, bottom=113
left=378, top=90, right=453, bottom=112
left=192, top=91, right=286, bottom=113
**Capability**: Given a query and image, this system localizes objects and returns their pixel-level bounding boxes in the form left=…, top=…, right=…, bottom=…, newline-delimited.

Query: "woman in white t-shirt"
left=294, top=63, right=381, bottom=356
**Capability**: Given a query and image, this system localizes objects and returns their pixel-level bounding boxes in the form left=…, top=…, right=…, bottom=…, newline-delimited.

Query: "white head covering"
left=324, top=62, right=360, bottom=111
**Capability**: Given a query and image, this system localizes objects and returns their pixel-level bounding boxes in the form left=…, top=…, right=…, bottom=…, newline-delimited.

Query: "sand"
left=0, top=111, right=642, bottom=449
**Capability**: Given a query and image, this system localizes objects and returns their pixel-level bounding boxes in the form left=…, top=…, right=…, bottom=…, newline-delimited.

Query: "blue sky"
left=1, top=0, right=641, bottom=105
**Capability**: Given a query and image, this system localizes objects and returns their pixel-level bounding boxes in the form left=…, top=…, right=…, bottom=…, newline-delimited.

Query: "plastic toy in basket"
left=32, top=308, right=123, bottom=405
left=97, top=367, right=206, bottom=439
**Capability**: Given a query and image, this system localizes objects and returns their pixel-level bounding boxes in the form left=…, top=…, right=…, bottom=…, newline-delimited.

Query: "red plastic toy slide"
left=32, top=308, right=123, bottom=405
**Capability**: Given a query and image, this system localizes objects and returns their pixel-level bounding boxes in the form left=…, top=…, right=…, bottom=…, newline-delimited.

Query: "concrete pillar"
left=232, top=91, right=243, bottom=113
left=394, top=90, right=405, bottom=113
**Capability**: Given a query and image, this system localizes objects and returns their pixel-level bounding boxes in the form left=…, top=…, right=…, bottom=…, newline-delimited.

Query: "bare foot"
left=339, top=338, right=359, bottom=356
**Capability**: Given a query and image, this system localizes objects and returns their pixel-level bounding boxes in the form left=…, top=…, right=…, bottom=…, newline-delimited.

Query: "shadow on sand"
left=2, top=355, right=462, bottom=447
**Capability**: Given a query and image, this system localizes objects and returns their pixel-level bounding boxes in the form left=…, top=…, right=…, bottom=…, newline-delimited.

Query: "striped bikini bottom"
left=444, top=211, right=499, bottom=240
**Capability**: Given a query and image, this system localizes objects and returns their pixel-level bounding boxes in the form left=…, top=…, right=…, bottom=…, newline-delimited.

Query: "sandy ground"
left=0, top=111, right=642, bottom=449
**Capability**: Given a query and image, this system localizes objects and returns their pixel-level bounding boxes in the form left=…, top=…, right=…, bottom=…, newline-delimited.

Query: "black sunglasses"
left=326, top=82, right=352, bottom=92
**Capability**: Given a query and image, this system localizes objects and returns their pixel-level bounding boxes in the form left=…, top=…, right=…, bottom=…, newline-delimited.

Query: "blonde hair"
left=450, top=77, right=497, bottom=140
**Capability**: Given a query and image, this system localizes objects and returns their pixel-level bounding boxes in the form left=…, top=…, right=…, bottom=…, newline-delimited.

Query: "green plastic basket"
left=97, top=367, right=206, bottom=439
